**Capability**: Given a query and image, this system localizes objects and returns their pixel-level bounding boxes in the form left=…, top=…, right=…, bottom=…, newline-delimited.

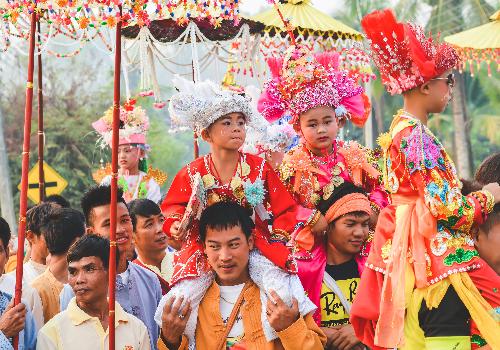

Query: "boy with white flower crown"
left=156, top=77, right=321, bottom=348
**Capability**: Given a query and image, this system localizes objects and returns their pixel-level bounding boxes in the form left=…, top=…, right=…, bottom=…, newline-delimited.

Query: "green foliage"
left=0, top=53, right=198, bottom=209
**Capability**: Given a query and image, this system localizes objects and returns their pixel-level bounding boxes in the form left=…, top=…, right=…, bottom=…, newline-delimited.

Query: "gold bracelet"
left=370, top=202, right=381, bottom=215
left=482, top=190, right=495, bottom=214
left=271, top=229, right=290, bottom=242
left=307, top=210, right=321, bottom=227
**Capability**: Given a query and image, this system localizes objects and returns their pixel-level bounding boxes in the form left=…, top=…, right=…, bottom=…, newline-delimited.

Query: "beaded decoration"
left=168, top=76, right=258, bottom=134
left=92, top=99, right=149, bottom=148
left=361, top=9, right=460, bottom=95
left=257, top=47, right=368, bottom=126
left=373, top=109, right=497, bottom=284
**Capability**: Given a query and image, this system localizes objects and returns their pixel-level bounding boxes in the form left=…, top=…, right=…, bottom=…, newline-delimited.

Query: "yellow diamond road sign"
left=18, top=161, right=68, bottom=204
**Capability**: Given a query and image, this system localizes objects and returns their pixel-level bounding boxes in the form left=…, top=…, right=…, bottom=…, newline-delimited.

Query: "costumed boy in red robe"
left=350, top=9, right=500, bottom=350
left=154, top=77, right=321, bottom=348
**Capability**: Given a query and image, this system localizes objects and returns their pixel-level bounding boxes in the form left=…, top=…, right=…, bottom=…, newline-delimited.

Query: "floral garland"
left=117, top=174, right=148, bottom=202
left=1, top=1, right=242, bottom=30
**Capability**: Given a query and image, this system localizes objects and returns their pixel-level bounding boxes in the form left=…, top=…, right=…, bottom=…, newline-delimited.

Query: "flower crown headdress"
left=92, top=99, right=150, bottom=149
left=257, top=1, right=369, bottom=127
left=361, top=9, right=460, bottom=95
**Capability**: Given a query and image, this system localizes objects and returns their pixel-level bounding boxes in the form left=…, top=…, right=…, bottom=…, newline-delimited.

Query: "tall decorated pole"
left=191, top=60, right=199, bottom=159
left=108, top=5, right=122, bottom=350
left=14, top=9, right=37, bottom=349
left=37, top=19, right=45, bottom=202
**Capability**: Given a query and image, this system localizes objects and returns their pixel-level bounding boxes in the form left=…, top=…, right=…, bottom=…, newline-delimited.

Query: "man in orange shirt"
left=158, top=202, right=326, bottom=350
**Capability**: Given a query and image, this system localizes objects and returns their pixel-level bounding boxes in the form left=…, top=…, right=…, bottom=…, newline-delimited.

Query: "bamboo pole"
left=37, top=19, right=45, bottom=202
left=14, top=10, right=37, bottom=349
left=108, top=6, right=122, bottom=350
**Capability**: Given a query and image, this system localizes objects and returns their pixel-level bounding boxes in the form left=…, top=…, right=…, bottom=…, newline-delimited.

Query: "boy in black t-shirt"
left=315, top=183, right=372, bottom=350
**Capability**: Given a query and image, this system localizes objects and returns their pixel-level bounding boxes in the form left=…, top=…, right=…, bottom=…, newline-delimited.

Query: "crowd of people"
left=0, top=8, right=499, bottom=350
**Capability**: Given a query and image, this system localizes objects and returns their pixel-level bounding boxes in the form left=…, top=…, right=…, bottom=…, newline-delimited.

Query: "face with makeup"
left=298, top=106, right=344, bottom=155
left=118, top=144, right=144, bottom=173
left=201, top=113, right=247, bottom=151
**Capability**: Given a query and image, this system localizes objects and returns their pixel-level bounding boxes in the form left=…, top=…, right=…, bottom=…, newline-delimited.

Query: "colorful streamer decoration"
left=1, top=1, right=242, bottom=30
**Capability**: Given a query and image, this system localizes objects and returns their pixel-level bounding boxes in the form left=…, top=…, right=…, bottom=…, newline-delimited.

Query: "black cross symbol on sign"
left=28, top=182, right=57, bottom=189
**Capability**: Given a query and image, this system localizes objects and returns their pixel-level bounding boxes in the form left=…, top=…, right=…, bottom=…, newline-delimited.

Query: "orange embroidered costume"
left=350, top=9, right=500, bottom=350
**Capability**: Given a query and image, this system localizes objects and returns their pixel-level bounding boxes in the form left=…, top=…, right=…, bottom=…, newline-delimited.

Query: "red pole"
left=108, top=6, right=122, bottom=350
left=191, top=60, right=198, bottom=159
left=14, top=10, right=37, bottom=349
left=37, top=19, right=45, bottom=202
left=194, top=132, right=199, bottom=159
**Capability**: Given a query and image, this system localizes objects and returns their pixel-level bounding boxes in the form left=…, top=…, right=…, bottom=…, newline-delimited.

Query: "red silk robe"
left=162, top=153, right=301, bottom=285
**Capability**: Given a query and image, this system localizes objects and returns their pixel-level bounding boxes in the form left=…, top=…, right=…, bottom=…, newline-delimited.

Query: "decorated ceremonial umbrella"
left=0, top=1, right=242, bottom=348
left=120, top=16, right=263, bottom=103
left=249, top=0, right=373, bottom=82
left=445, top=9, right=500, bottom=77
left=248, top=0, right=375, bottom=145
left=121, top=15, right=263, bottom=157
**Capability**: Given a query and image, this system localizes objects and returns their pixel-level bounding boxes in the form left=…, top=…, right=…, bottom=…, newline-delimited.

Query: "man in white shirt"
left=59, top=185, right=162, bottom=349
left=37, top=234, right=150, bottom=350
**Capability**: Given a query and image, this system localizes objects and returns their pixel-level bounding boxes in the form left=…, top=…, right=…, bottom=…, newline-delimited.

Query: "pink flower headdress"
left=257, top=46, right=369, bottom=127
left=92, top=99, right=150, bottom=149
left=361, top=9, right=460, bottom=95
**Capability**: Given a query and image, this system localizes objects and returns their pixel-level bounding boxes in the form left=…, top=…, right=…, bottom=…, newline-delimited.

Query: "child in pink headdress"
left=257, top=46, right=389, bottom=326
left=92, top=99, right=166, bottom=203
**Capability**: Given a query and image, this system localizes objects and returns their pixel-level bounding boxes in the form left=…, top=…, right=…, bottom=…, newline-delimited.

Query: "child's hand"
left=170, top=220, right=183, bottom=240
left=483, top=182, right=500, bottom=204
left=311, top=214, right=328, bottom=236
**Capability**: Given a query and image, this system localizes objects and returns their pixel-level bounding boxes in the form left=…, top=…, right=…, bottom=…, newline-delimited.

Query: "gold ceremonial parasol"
left=250, top=0, right=362, bottom=40
left=248, top=0, right=372, bottom=81
left=445, top=10, right=500, bottom=76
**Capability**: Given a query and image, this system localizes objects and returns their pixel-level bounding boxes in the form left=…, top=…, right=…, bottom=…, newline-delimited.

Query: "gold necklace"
left=220, top=294, right=236, bottom=305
